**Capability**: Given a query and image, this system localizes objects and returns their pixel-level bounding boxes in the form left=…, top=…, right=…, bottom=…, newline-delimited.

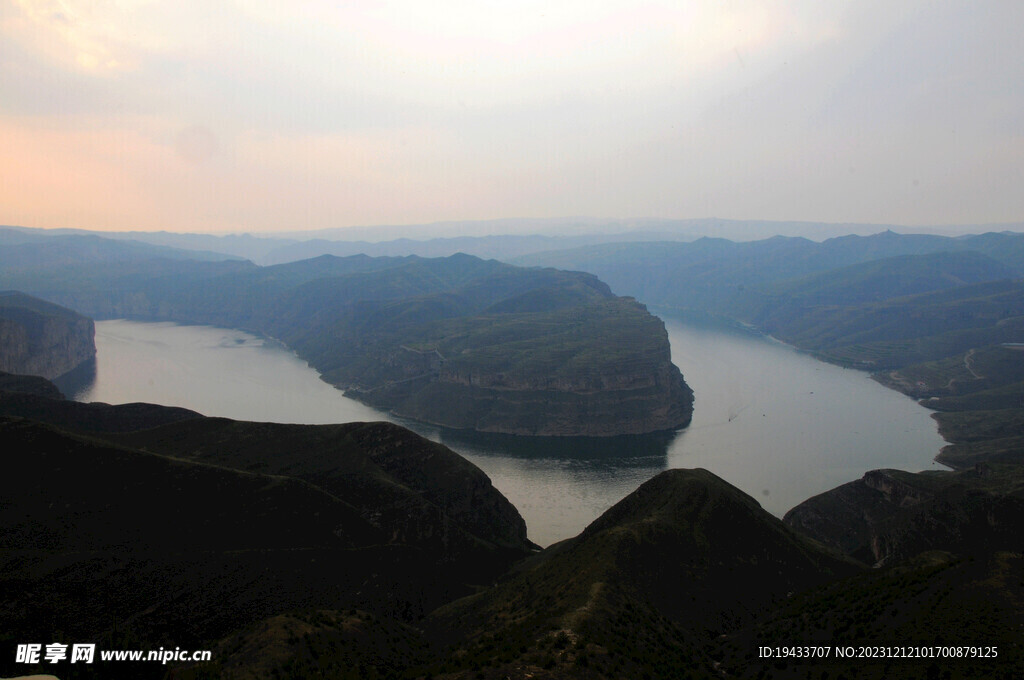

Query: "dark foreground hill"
left=0, top=245, right=693, bottom=436
left=0, top=379, right=533, bottom=679
left=417, top=468, right=860, bottom=679
left=171, top=467, right=1023, bottom=680
left=716, top=550, right=1022, bottom=680
left=0, top=291, right=95, bottom=380
left=3, top=376, right=1021, bottom=679
left=785, top=465, right=1024, bottom=566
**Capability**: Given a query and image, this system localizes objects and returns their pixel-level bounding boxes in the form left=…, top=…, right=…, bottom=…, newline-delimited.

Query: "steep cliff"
left=343, top=298, right=694, bottom=436
left=0, top=291, right=95, bottom=380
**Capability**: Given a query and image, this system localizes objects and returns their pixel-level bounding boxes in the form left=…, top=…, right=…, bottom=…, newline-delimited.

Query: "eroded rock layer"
left=0, top=291, right=94, bottom=381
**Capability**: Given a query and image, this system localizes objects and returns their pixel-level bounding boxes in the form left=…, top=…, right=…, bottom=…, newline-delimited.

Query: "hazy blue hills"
left=762, top=250, right=1015, bottom=306
left=0, top=229, right=244, bottom=267
left=516, top=231, right=1024, bottom=317
left=13, top=219, right=1024, bottom=264
left=754, top=278, right=1024, bottom=366
left=258, top=234, right=683, bottom=265
left=0, top=225, right=292, bottom=261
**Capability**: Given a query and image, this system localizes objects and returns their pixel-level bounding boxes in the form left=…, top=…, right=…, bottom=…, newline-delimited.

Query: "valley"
left=5, top=3, right=1022, bottom=674
left=1, top=225, right=1022, bottom=678
left=69, top=314, right=944, bottom=546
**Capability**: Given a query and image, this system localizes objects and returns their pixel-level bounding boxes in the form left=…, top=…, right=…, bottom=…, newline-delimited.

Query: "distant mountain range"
left=515, top=231, right=1024, bottom=393
left=8, top=218, right=1021, bottom=264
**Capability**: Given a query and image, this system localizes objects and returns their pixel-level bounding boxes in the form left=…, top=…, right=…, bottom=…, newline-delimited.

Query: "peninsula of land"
left=0, top=230, right=693, bottom=437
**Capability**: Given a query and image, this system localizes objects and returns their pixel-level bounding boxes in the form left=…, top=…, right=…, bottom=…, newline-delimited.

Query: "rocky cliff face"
left=374, top=369, right=693, bottom=437
left=0, top=292, right=95, bottom=380
left=346, top=299, right=695, bottom=437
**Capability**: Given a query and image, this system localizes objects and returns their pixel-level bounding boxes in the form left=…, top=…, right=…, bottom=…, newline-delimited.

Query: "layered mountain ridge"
left=0, top=249, right=693, bottom=437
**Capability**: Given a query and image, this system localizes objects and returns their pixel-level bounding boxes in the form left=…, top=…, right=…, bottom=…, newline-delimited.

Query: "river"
left=68, top=316, right=946, bottom=546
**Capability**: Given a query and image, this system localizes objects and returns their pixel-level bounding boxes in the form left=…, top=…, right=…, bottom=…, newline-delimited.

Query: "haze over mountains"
left=6, top=217, right=1021, bottom=265
left=1, top=221, right=1023, bottom=678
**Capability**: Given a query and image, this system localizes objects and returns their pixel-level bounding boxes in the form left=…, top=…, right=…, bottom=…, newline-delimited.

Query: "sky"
left=1, top=0, right=1022, bottom=234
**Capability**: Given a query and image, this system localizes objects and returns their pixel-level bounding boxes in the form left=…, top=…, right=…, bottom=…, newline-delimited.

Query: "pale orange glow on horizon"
left=1, top=0, right=1021, bottom=234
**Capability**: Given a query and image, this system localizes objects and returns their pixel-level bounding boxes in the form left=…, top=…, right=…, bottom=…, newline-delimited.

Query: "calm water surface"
left=73, top=317, right=946, bottom=546
left=72, top=321, right=385, bottom=424
left=660, top=314, right=946, bottom=517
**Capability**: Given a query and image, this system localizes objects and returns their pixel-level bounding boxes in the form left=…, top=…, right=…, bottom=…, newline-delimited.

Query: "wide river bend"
left=68, top=315, right=946, bottom=547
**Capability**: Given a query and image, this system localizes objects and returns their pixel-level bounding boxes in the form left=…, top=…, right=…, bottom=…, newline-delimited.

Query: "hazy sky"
left=1, top=1, right=1021, bottom=234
